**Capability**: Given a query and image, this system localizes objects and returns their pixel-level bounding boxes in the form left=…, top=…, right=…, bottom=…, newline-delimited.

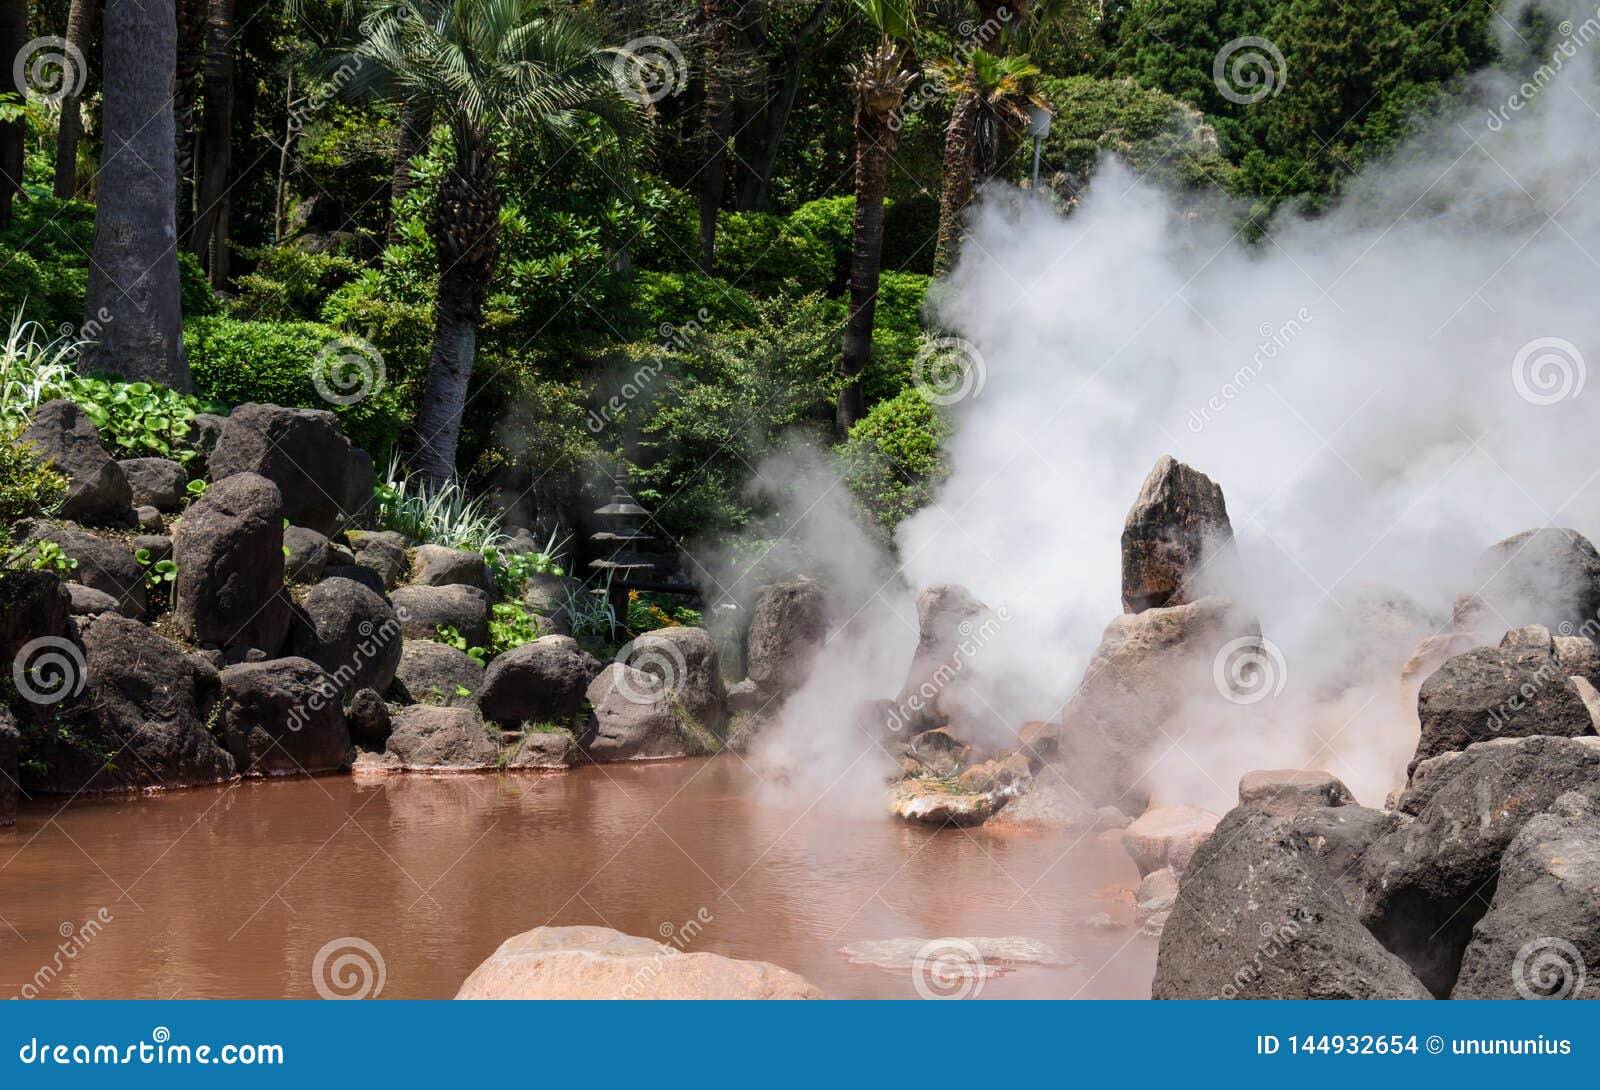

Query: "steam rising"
left=749, top=0, right=1600, bottom=811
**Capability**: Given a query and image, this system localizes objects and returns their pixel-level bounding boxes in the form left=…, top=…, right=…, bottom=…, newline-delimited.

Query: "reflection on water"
left=0, top=758, right=1155, bottom=999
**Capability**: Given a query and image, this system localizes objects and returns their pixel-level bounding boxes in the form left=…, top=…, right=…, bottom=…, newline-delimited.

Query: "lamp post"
left=1027, top=104, right=1053, bottom=196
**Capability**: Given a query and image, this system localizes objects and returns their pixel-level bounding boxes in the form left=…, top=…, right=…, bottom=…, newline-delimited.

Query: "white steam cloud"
left=752, top=0, right=1600, bottom=811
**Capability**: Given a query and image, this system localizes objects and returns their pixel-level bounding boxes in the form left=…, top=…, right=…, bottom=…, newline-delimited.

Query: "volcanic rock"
left=390, top=584, right=490, bottom=648
left=1121, top=455, right=1233, bottom=614
left=1454, top=528, right=1600, bottom=642
left=392, top=639, right=485, bottom=709
left=21, top=400, right=132, bottom=525
left=118, top=457, right=186, bottom=512
left=217, top=657, right=351, bottom=776
left=385, top=705, right=498, bottom=771
left=479, top=636, right=600, bottom=727
left=172, top=473, right=290, bottom=654
left=744, top=579, right=827, bottom=698
left=207, top=403, right=373, bottom=536
left=1122, top=805, right=1219, bottom=877
left=583, top=663, right=691, bottom=761
left=1238, top=769, right=1356, bottom=817
left=287, top=576, right=403, bottom=701
left=624, top=626, right=728, bottom=737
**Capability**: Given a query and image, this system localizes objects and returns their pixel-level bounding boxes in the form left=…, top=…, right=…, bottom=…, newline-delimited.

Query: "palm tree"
left=929, top=48, right=1040, bottom=276
left=340, top=0, right=637, bottom=485
left=53, top=0, right=98, bottom=199
left=838, top=0, right=918, bottom=434
left=0, top=0, right=26, bottom=228
left=84, top=0, right=190, bottom=390
left=191, top=0, right=238, bottom=285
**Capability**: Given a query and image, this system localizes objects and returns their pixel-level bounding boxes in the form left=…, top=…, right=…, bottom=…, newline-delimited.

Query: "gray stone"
left=118, top=457, right=187, bottom=511
left=1153, top=807, right=1431, bottom=999
left=892, top=584, right=993, bottom=734
left=22, top=521, right=145, bottom=619
left=1361, top=735, right=1600, bottom=996
left=507, top=729, right=579, bottom=769
left=284, top=525, right=330, bottom=584
left=393, top=639, right=484, bottom=709
left=173, top=473, right=290, bottom=654
left=21, top=400, right=131, bottom=525
left=208, top=403, right=372, bottom=536
left=478, top=636, right=599, bottom=726
left=1290, top=805, right=1395, bottom=909
left=218, top=657, right=351, bottom=776
left=385, top=705, right=498, bottom=770
left=624, top=626, right=727, bottom=737
left=411, top=544, right=494, bottom=594
left=390, top=584, right=490, bottom=647
left=135, top=505, right=162, bottom=532
left=346, top=687, right=392, bottom=750
left=1454, top=528, right=1600, bottom=643
left=1238, top=769, right=1356, bottom=816
left=1451, top=792, right=1600, bottom=999
left=1121, top=454, right=1233, bottom=613
left=346, top=530, right=409, bottom=589
left=186, top=412, right=227, bottom=478
left=287, top=577, right=403, bottom=701
left=744, top=580, right=827, bottom=698
left=582, top=663, right=688, bottom=761
left=66, top=583, right=120, bottom=616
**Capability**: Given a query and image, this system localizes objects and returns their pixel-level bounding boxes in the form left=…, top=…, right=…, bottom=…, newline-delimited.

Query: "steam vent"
left=1120, top=455, right=1235, bottom=613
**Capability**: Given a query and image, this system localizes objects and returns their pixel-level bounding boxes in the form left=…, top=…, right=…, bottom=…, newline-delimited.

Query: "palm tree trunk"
left=696, top=0, right=732, bottom=273
left=190, top=0, right=236, bottom=286
left=933, top=92, right=979, bottom=277
left=838, top=99, right=895, bottom=435
left=413, top=136, right=500, bottom=486
left=388, top=98, right=432, bottom=244
left=53, top=0, right=98, bottom=199
left=85, top=0, right=189, bottom=391
left=0, top=0, right=26, bottom=228
left=174, top=0, right=206, bottom=233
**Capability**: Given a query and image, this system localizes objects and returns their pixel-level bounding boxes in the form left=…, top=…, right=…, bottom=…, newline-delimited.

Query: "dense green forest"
left=0, top=0, right=1530, bottom=568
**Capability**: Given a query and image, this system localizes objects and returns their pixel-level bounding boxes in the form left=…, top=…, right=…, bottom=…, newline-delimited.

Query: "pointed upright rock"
left=1121, top=455, right=1234, bottom=614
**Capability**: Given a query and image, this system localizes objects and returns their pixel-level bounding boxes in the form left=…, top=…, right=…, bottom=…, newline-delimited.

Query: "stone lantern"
left=589, top=473, right=656, bottom=627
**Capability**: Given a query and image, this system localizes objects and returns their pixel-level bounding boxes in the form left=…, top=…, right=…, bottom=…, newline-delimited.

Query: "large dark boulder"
left=1450, top=791, right=1600, bottom=999
left=207, top=403, right=373, bottom=536
left=1290, top=805, right=1395, bottom=909
left=346, top=530, right=409, bottom=589
left=288, top=577, right=403, bottom=702
left=186, top=412, right=227, bottom=479
left=283, top=526, right=330, bottom=584
left=410, top=545, right=494, bottom=594
left=1455, top=528, right=1600, bottom=642
left=1412, top=627, right=1596, bottom=773
left=173, top=473, right=290, bottom=654
left=582, top=663, right=692, bottom=761
left=346, top=687, right=392, bottom=750
left=392, top=639, right=485, bottom=709
left=28, top=615, right=233, bottom=793
left=744, top=579, right=827, bottom=698
left=1121, top=455, right=1233, bottom=614
left=385, top=705, right=498, bottom=770
left=0, top=571, right=71, bottom=674
left=479, top=636, right=600, bottom=726
left=1153, top=806, right=1431, bottom=999
left=1054, top=596, right=1260, bottom=808
left=1360, top=735, right=1600, bottom=997
left=117, top=457, right=187, bottom=512
left=21, top=400, right=131, bottom=525
left=217, top=657, right=351, bottom=776
left=22, top=522, right=145, bottom=619
left=390, top=584, right=490, bottom=647
left=625, top=626, right=727, bottom=737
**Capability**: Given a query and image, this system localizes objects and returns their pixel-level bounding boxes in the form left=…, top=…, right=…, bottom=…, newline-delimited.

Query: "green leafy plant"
left=0, top=310, right=79, bottom=430
left=27, top=539, right=77, bottom=577
left=134, top=548, right=178, bottom=589
left=375, top=454, right=508, bottom=551
left=186, top=479, right=209, bottom=500
left=482, top=531, right=567, bottom=596
left=435, top=601, right=548, bottom=664
left=0, top=429, right=67, bottom=570
left=59, top=375, right=221, bottom=464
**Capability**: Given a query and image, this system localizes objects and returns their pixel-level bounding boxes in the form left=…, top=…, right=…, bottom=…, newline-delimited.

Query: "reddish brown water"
left=0, top=758, right=1155, bottom=999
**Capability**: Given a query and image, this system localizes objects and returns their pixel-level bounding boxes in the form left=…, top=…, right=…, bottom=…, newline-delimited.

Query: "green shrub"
left=374, top=456, right=507, bottom=551
left=184, top=316, right=410, bottom=457
left=880, top=193, right=940, bottom=276
left=710, top=211, right=833, bottom=296
left=0, top=429, right=67, bottom=567
left=862, top=272, right=931, bottom=405
left=786, top=195, right=856, bottom=292
left=230, top=246, right=365, bottom=323
left=0, top=312, right=78, bottom=430
left=627, top=270, right=756, bottom=336
left=838, top=388, right=951, bottom=540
